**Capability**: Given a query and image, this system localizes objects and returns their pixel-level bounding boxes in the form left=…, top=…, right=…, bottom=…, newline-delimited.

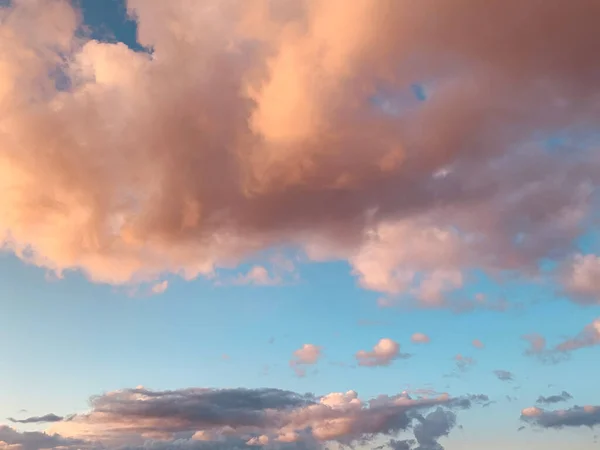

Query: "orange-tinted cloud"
left=355, top=338, right=408, bottom=367
left=411, top=333, right=430, bottom=344
left=1, top=0, right=599, bottom=306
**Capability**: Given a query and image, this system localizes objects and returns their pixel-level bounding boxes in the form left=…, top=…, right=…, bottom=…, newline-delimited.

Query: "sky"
left=1, top=0, right=600, bottom=449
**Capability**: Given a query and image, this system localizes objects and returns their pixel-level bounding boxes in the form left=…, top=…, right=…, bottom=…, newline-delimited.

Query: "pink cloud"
left=472, top=339, right=484, bottom=349
left=290, top=344, right=322, bottom=377
left=234, top=266, right=281, bottom=286
left=0, top=0, right=598, bottom=306
left=562, top=254, right=600, bottom=304
left=150, top=280, right=168, bottom=295
left=355, top=338, right=408, bottom=367
left=49, top=386, right=474, bottom=446
left=411, top=333, right=431, bottom=344
left=523, top=319, right=600, bottom=362
left=554, top=318, right=600, bottom=353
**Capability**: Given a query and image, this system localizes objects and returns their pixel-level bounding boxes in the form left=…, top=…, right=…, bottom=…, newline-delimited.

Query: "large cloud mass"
left=1, top=0, right=600, bottom=306
left=40, top=386, right=482, bottom=450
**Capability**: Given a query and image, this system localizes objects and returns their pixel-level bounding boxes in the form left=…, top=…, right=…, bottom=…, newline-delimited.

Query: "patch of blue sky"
left=74, top=0, right=143, bottom=51
left=369, top=82, right=430, bottom=117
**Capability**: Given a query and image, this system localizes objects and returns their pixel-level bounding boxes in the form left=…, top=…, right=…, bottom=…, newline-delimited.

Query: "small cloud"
left=356, top=338, right=409, bottom=367
left=7, top=414, right=64, bottom=424
left=493, top=370, right=514, bottom=382
left=235, top=265, right=281, bottom=286
left=411, top=333, right=431, bottom=344
left=521, top=405, right=600, bottom=429
left=523, top=319, right=600, bottom=363
left=523, top=333, right=547, bottom=355
left=454, top=354, right=475, bottom=372
left=151, top=280, right=168, bottom=295
left=290, top=344, right=321, bottom=377
left=536, top=391, right=573, bottom=405
left=472, top=339, right=485, bottom=349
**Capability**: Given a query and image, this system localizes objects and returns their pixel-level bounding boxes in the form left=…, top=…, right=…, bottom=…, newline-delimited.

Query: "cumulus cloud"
left=536, top=391, right=573, bottom=405
left=356, top=338, right=409, bottom=367
left=493, top=370, right=514, bottom=382
left=561, top=254, right=600, bottom=304
left=411, top=333, right=430, bottom=344
left=412, top=408, right=457, bottom=450
left=290, top=344, right=322, bottom=377
left=521, top=405, right=600, bottom=429
left=48, top=386, right=478, bottom=447
left=0, top=0, right=598, bottom=308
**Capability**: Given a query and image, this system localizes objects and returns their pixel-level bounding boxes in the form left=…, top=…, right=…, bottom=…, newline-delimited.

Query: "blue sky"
left=1, top=1, right=600, bottom=450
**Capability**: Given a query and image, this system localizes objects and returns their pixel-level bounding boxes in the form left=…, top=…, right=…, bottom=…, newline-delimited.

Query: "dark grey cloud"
left=7, top=414, right=64, bottom=424
left=536, top=391, right=573, bottom=405
left=89, top=387, right=314, bottom=428
left=386, top=439, right=416, bottom=450
left=0, top=426, right=88, bottom=450
left=47, top=386, right=487, bottom=448
left=522, top=406, right=600, bottom=429
left=493, top=370, right=514, bottom=382
left=412, top=408, right=457, bottom=450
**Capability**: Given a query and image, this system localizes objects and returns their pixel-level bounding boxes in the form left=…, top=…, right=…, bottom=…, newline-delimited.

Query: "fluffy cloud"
left=289, top=344, right=322, bottom=377
left=521, top=405, right=600, bottom=429
left=412, top=408, right=457, bottom=450
left=561, top=254, right=600, bottom=304
left=411, top=333, right=430, bottom=344
left=0, top=0, right=598, bottom=308
left=356, top=338, right=409, bottom=367
left=536, top=391, right=573, bottom=405
left=47, top=386, right=478, bottom=448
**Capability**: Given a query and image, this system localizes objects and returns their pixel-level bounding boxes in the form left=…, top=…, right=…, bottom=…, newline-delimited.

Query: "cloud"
left=411, top=333, right=430, bottom=344
left=150, top=280, right=168, bottom=294
left=356, top=338, right=409, bottom=367
left=0, top=426, right=86, bottom=450
left=412, top=408, right=457, bottom=450
left=454, top=355, right=475, bottom=372
left=0, top=0, right=597, bottom=308
left=234, top=266, right=281, bottom=286
left=48, top=386, right=478, bottom=447
left=471, top=339, right=484, bottom=349
left=521, top=405, right=600, bottom=429
left=7, top=414, right=64, bottom=424
left=290, top=344, right=322, bottom=377
left=554, top=318, right=600, bottom=353
left=493, top=370, right=514, bottom=382
left=536, top=391, right=573, bottom=405
left=561, top=254, right=600, bottom=304
left=523, top=318, right=600, bottom=362
left=522, top=334, right=547, bottom=355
